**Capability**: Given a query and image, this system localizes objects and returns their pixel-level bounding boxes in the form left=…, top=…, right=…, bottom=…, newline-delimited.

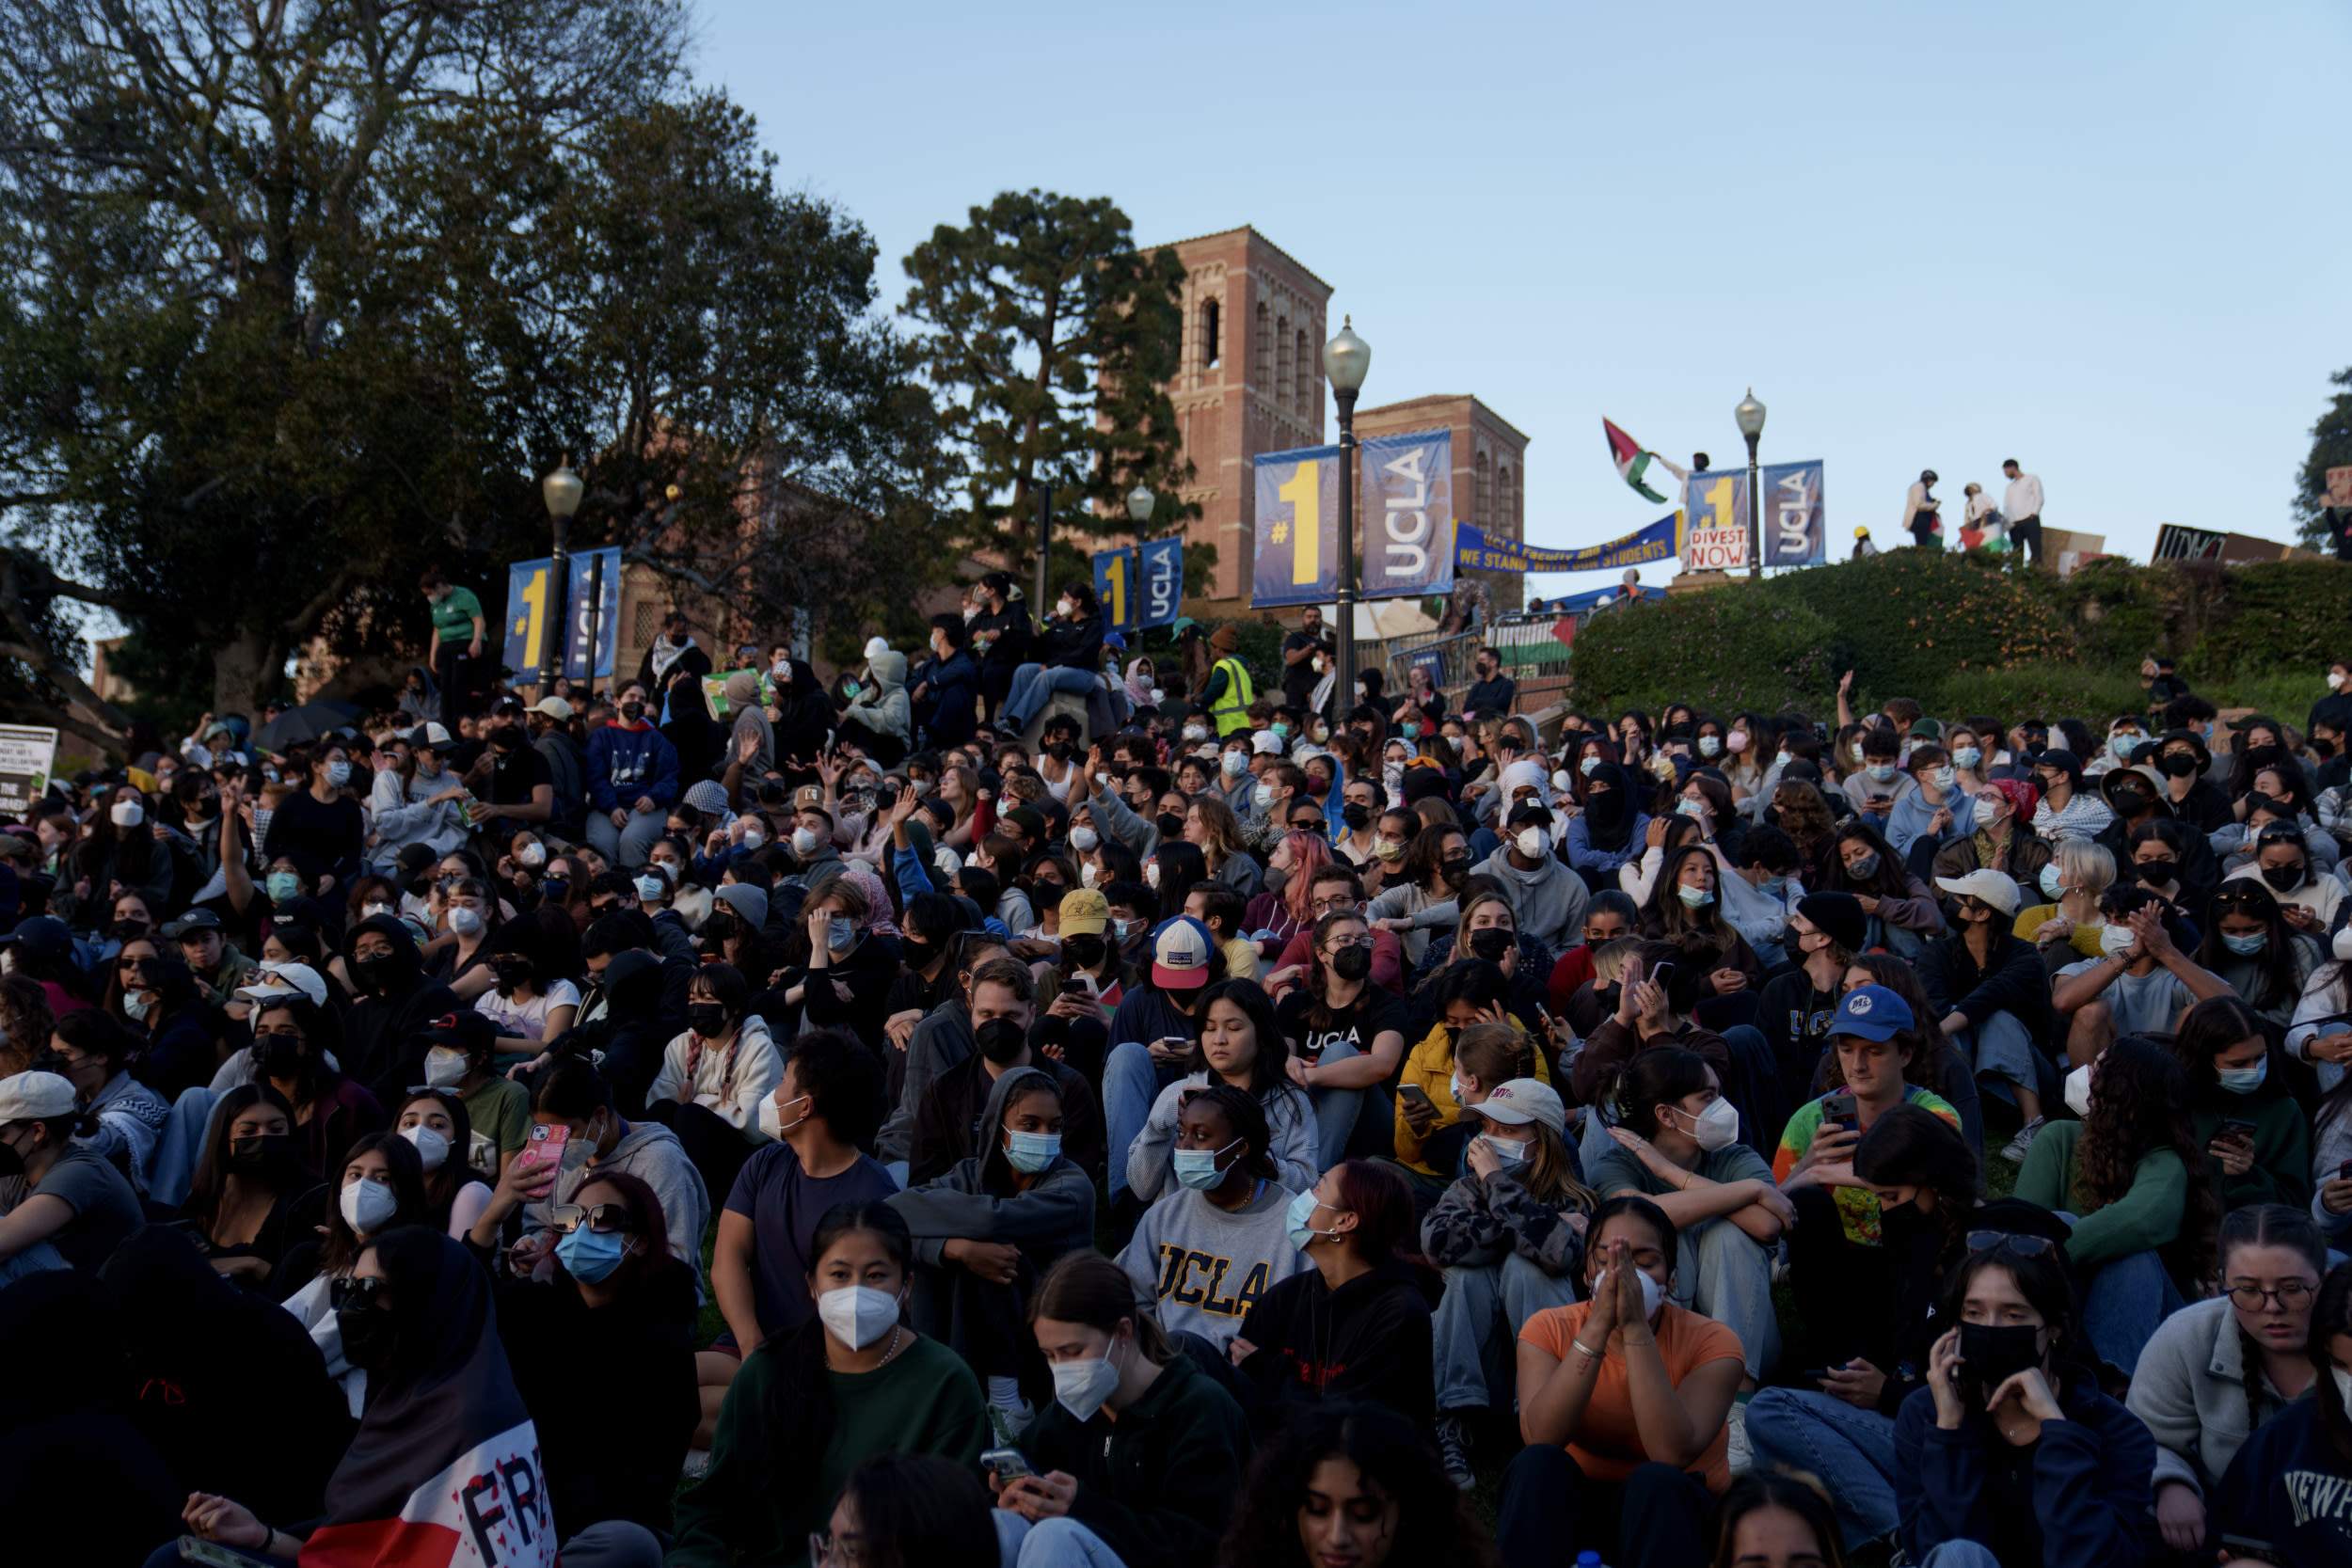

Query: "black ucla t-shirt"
left=1276, top=986, right=1405, bottom=1064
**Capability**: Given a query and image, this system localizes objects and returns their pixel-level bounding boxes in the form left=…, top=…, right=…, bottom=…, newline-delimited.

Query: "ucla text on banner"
left=1251, top=444, right=1340, bottom=609
left=1092, top=546, right=1134, bottom=631
left=1454, top=515, right=1677, bottom=575
left=504, top=546, right=622, bottom=680
left=1359, top=428, right=1455, bottom=599
left=1759, top=461, right=1827, bottom=566
left=1135, top=536, right=1184, bottom=629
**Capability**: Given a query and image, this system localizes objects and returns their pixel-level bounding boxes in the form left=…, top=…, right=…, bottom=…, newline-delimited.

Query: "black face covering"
left=110, top=918, right=149, bottom=941
left=1959, top=1320, right=2045, bottom=1393
left=0, top=1139, right=23, bottom=1180
left=2159, top=752, right=2199, bottom=779
left=1330, top=943, right=1373, bottom=982
left=686, top=1002, right=730, bottom=1038
left=1585, top=787, right=1624, bottom=825
left=229, top=1132, right=294, bottom=1174
left=1470, top=928, right=1513, bottom=963
left=898, top=935, right=934, bottom=970
left=337, top=1307, right=400, bottom=1370
left=257, top=1035, right=307, bottom=1080
left=975, top=1017, right=1028, bottom=1066
left=1064, top=934, right=1107, bottom=971
left=2245, top=744, right=2282, bottom=769
left=1440, top=857, right=1472, bottom=888
left=493, top=957, right=533, bottom=993
left=1341, top=801, right=1373, bottom=830
left=1156, top=812, right=1185, bottom=841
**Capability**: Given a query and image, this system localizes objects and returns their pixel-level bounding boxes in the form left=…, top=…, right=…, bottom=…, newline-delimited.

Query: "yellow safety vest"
left=1209, top=656, right=1255, bottom=736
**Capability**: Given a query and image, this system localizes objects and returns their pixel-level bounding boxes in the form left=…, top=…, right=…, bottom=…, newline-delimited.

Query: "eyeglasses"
left=808, top=1532, right=866, bottom=1567
left=328, top=1275, right=389, bottom=1312
left=1965, top=1229, right=2056, bottom=1259
left=1309, top=895, right=1361, bottom=915
left=2224, top=1280, right=2315, bottom=1310
left=547, top=1202, right=634, bottom=1236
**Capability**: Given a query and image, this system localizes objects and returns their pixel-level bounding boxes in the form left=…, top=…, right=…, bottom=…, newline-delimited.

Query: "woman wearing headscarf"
left=158, top=1226, right=659, bottom=1568
left=660, top=663, right=725, bottom=795
left=771, top=659, right=835, bottom=777
left=1562, top=761, right=1649, bottom=893
left=101, top=1227, right=346, bottom=1531
left=723, top=670, right=774, bottom=784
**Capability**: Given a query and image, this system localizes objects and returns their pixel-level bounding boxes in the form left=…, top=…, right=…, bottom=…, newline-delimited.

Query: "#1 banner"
left=1251, top=444, right=1341, bottom=609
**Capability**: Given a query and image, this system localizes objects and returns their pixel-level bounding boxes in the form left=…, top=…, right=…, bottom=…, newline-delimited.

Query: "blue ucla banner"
left=1135, top=536, right=1184, bottom=629
left=1359, top=429, right=1455, bottom=599
left=503, top=546, right=621, bottom=681
left=1251, top=444, right=1340, bottom=609
left=1092, top=536, right=1186, bottom=631
left=1456, top=516, right=1677, bottom=575
left=1759, top=461, right=1827, bottom=566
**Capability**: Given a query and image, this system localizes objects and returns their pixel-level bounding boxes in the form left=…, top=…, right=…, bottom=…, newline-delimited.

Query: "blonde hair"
left=2057, top=840, right=2116, bottom=900
left=1452, top=892, right=1517, bottom=951
left=1589, top=937, right=1639, bottom=983
left=1188, top=795, right=1246, bottom=866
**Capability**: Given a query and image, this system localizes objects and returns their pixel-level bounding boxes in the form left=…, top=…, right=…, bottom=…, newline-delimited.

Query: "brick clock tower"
left=1147, top=225, right=1525, bottom=615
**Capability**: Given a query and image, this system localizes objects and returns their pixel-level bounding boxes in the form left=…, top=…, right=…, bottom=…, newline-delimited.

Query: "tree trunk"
left=212, top=631, right=281, bottom=717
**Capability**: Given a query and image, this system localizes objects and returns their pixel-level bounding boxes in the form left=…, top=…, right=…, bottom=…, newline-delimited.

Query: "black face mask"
left=2262, top=864, right=2305, bottom=892
left=1440, top=857, right=1472, bottom=888
left=2134, top=859, right=2177, bottom=885
left=2246, top=745, right=2282, bottom=769
left=686, top=1002, right=730, bottom=1038
left=2159, top=752, right=2200, bottom=778
left=489, top=728, right=519, bottom=752
left=620, top=701, right=645, bottom=721
left=1958, top=1320, right=2045, bottom=1393
left=0, top=1139, right=23, bottom=1180
left=898, top=935, right=934, bottom=970
left=2025, top=739, right=2048, bottom=757
left=110, top=918, right=149, bottom=941
left=1045, top=741, right=1076, bottom=764
left=1470, top=928, right=1513, bottom=963
left=493, top=958, right=533, bottom=990
left=1341, top=801, right=1373, bottom=830
left=337, top=1307, right=400, bottom=1370
left=1156, top=812, right=1185, bottom=841
left=1593, top=981, right=1622, bottom=1009
left=1585, top=788, right=1624, bottom=825
left=540, top=877, right=569, bottom=901
left=257, top=1035, right=307, bottom=1080
left=975, top=1017, right=1029, bottom=1065
left=1329, top=943, right=1373, bottom=982
left=2315, top=738, right=2339, bottom=760
left=351, top=952, right=396, bottom=990
left=2110, top=787, right=2147, bottom=815
left=229, top=1132, right=294, bottom=1173
left=1065, top=934, right=1107, bottom=971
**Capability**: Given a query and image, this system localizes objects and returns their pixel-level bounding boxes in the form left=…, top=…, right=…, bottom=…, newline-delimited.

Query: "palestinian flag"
left=1603, top=419, right=1669, bottom=504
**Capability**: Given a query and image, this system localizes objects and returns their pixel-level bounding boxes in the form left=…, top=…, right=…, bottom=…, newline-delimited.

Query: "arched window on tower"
left=1475, top=451, right=1493, bottom=531
left=1200, top=298, right=1220, bottom=370
left=1295, top=329, right=1312, bottom=420
left=1497, top=463, right=1515, bottom=538
left=1255, top=302, right=1271, bottom=391
left=1276, top=316, right=1292, bottom=417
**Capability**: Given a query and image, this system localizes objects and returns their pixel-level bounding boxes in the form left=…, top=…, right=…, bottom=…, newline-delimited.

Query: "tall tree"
left=0, top=0, right=688, bottom=733
left=2295, top=364, right=2352, bottom=548
left=902, top=190, right=1196, bottom=578
left=537, top=93, right=953, bottom=662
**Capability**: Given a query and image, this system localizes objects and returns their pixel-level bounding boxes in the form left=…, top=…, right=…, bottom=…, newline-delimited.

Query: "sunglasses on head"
left=1965, top=1229, right=2056, bottom=1259
left=328, top=1275, right=390, bottom=1313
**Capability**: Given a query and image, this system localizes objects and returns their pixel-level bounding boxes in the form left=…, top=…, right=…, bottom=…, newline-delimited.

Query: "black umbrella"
left=252, top=699, right=364, bottom=752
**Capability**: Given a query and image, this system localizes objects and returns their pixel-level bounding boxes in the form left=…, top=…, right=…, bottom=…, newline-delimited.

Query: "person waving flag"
left=1603, top=418, right=1671, bottom=504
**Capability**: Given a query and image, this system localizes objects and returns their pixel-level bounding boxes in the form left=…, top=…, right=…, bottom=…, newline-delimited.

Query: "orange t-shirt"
left=1518, top=1300, right=1746, bottom=1492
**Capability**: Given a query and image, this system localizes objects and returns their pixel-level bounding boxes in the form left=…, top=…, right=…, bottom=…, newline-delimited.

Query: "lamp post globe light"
left=1322, top=317, right=1371, bottom=710
left=539, top=456, right=585, bottom=692
left=1126, top=483, right=1154, bottom=529
left=1733, top=389, right=1766, bottom=579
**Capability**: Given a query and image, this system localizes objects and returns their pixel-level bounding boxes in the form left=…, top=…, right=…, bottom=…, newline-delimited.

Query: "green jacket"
left=2190, top=1093, right=2312, bottom=1212
left=669, top=1330, right=989, bottom=1568
left=1018, top=1353, right=1250, bottom=1568
left=2015, top=1119, right=2187, bottom=1270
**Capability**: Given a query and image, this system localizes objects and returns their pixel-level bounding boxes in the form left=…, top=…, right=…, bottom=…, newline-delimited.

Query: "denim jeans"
left=993, top=1513, right=1124, bottom=1567
left=1306, top=1035, right=1365, bottom=1172
left=1434, top=1252, right=1582, bottom=1411
left=1102, top=1040, right=1177, bottom=1203
left=1002, top=664, right=1100, bottom=729
left=585, top=803, right=668, bottom=868
left=1743, top=1386, right=1900, bottom=1545
left=2078, top=1245, right=2184, bottom=1370
left=1671, top=1215, right=1779, bottom=1381
left=150, top=1085, right=225, bottom=1210
left=1917, top=1543, right=2001, bottom=1568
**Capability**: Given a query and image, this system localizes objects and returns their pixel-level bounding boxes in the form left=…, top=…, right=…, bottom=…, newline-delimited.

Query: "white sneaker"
left=2000, top=1116, right=2047, bottom=1164
left=1726, top=1399, right=1754, bottom=1478
left=1436, top=1414, right=1475, bottom=1489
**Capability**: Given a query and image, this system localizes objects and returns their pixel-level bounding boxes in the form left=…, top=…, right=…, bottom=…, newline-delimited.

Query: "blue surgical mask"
left=1952, top=747, right=1982, bottom=770
left=2221, top=931, right=2266, bottom=957
left=1675, top=798, right=1703, bottom=818
left=326, top=760, right=352, bottom=788
left=1867, top=764, right=1897, bottom=784
left=1677, top=884, right=1714, bottom=909
left=265, top=871, right=300, bottom=902
left=1579, top=756, right=1601, bottom=778
left=828, top=915, right=856, bottom=951
left=2111, top=735, right=2138, bottom=761
left=556, top=1226, right=629, bottom=1285
left=1172, top=1136, right=1240, bottom=1190
left=1759, top=874, right=1788, bottom=897
left=1004, top=1130, right=1061, bottom=1173
left=2039, top=863, right=2067, bottom=900
left=1286, top=1188, right=1339, bottom=1249
left=2215, top=1059, right=2267, bottom=1094
left=1478, top=1132, right=1531, bottom=1165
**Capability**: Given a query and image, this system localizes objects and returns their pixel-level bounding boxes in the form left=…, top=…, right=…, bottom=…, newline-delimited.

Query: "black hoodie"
left=1235, top=1255, right=1438, bottom=1432
left=343, top=913, right=463, bottom=1106
left=562, top=947, right=682, bottom=1117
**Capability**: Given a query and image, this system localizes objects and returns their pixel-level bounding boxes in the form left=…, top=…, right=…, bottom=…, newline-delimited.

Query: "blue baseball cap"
left=1831, top=984, right=1914, bottom=1041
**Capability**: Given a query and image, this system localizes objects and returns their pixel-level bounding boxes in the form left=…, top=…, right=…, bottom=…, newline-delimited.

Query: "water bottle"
left=1575, top=1553, right=1609, bottom=1568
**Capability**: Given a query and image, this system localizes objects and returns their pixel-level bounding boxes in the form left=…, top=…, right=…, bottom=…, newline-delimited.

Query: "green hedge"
left=1567, top=550, right=2352, bottom=722
left=1570, top=592, right=1837, bottom=714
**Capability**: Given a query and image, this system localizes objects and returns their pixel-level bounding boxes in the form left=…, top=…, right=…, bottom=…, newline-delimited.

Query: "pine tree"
left=2295, top=365, right=2352, bottom=548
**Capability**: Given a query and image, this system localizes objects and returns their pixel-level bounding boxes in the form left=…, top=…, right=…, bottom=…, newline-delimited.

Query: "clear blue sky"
left=704, top=0, right=2346, bottom=598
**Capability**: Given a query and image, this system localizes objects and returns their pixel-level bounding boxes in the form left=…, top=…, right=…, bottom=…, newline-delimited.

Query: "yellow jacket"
left=1391, top=1013, right=1553, bottom=1177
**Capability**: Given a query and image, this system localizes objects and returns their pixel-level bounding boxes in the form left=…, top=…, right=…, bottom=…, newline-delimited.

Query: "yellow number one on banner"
left=1105, top=554, right=1128, bottom=628
left=518, top=567, right=549, bottom=673
left=1279, top=461, right=1321, bottom=586
left=1701, top=476, right=1734, bottom=531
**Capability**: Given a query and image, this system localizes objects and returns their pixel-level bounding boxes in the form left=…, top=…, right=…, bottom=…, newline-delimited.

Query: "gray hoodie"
left=1470, top=841, right=1590, bottom=953
left=1116, top=1179, right=1304, bottom=1349
left=847, top=650, right=912, bottom=743
left=887, top=1066, right=1095, bottom=1270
